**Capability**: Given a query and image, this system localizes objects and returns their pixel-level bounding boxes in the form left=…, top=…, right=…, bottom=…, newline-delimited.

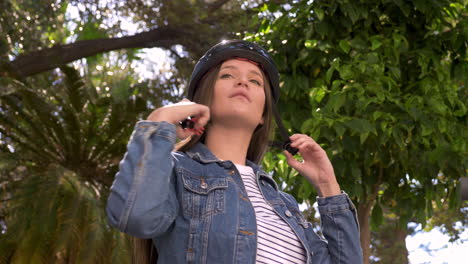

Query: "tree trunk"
left=358, top=199, right=375, bottom=264
left=359, top=166, right=384, bottom=264
left=372, top=214, right=409, bottom=264
left=3, top=27, right=193, bottom=78
left=395, top=228, right=409, bottom=262
left=380, top=224, right=408, bottom=263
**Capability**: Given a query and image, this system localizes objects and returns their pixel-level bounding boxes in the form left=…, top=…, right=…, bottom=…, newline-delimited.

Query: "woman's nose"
left=236, top=77, right=249, bottom=87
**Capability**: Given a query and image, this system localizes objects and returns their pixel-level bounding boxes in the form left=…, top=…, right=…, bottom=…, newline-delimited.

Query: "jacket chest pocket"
left=181, top=172, right=228, bottom=219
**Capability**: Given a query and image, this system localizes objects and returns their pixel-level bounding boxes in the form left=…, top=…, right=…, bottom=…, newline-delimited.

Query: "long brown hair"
left=133, top=61, right=275, bottom=263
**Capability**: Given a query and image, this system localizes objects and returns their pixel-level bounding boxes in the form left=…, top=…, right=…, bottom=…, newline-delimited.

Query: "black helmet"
left=187, top=40, right=280, bottom=102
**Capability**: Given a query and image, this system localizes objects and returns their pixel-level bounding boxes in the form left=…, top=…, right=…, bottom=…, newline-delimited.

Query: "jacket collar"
left=185, top=142, right=221, bottom=163
left=185, top=142, right=279, bottom=191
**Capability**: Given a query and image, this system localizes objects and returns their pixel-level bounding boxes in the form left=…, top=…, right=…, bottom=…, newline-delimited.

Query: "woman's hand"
left=146, top=99, right=210, bottom=140
left=283, top=134, right=341, bottom=197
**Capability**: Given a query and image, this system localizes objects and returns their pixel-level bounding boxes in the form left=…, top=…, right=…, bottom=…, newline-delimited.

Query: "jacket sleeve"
left=316, top=191, right=363, bottom=263
left=106, top=121, right=179, bottom=238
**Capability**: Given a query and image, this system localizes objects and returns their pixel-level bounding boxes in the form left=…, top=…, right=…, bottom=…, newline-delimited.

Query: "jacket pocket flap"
left=182, top=174, right=228, bottom=194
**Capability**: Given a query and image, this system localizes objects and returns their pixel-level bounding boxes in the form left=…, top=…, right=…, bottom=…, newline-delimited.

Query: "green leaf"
left=370, top=37, right=382, bottom=50
left=392, top=32, right=409, bottom=51
left=333, top=122, right=346, bottom=137
left=76, top=20, right=108, bottom=41
left=352, top=183, right=363, bottom=198
left=301, top=119, right=315, bottom=134
left=327, top=92, right=346, bottom=112
left=350, top=36, right=367, bottom=50
left=428, top=97, right=447, bottom=115
left=304, top=39, right=318, bottom=49
left=393, top=0, right=411, bottom=17
left=351, top=166, right=361, bottom=179
left=338, top=65, right=354, bottom=80
left=360, top=132, right=369, bottom=144
left=300, top=177, right=313, bottom=199
left=343, top=3, right=360, bottom=24
left=372, top=111, right=384, bottom=121
left=315, top=8, right=325, bottom=21
left=425, top=198, right=434, bottom=219
left=371, top=202, right=384, bottom=229
left=315, top=21, right=329, bottom=37
left=325, top=67, right=335, bottom=84
left=366, top=52, right=380, bottom=64
left=388, top=66, right=401, bottom=79
left=344, top=118, right=375, bottom=134
left=339, top=40, right=351, bottom=53
left=310, top=86, right=326, bottom=103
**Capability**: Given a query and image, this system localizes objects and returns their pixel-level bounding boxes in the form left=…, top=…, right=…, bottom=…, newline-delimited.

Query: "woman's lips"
left=230, top=92, right=250, bottom=102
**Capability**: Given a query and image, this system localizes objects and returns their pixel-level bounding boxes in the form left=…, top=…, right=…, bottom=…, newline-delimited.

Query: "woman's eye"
left=250, top=79, right=262, bottom=86
left=220, top=73, right=232, bottom=79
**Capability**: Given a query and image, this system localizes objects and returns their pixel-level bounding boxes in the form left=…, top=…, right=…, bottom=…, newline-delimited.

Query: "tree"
left=254, top=0, right=467, bottom=262
left=0, top=52, right=167, bottom=261
left=0, top=0, right=272, bottom=262
left=0, top=0, right=280, bottom=78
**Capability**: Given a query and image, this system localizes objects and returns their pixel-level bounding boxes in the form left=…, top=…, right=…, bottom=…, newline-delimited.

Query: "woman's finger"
left=294, top=141, right=318, bottom=157
left=149, top=99, right=211, bottom=127
left=284, top=150, right=302, bottom=168
left=193, top=105, right=210, bottom=129
left=290, top=136, right=310, bottom=148
left=290, top=133, right=309, bottom=141
left=176, top=126, right=204, bottom=140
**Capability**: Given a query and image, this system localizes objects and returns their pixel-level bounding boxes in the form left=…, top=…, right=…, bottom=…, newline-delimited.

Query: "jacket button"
left=200, top=182, right=208, bottom=189
left=285, top=210, right=292, bottom=217
left=310, top=251, right=314, bottom=256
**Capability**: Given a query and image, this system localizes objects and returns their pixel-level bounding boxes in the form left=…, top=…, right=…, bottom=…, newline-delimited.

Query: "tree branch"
left=4, top=27, right=193, bottom=78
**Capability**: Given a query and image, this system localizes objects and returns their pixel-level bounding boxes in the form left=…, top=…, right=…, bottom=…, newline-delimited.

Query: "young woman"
left=106, top=40, right=363, bottom=263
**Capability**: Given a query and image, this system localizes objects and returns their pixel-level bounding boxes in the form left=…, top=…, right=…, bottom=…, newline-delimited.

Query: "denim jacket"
left=106, top=121, right=363, bottom=263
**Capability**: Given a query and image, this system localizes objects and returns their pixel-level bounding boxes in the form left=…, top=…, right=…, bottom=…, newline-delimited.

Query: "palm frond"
left=0, top=165, right=131, bottom=264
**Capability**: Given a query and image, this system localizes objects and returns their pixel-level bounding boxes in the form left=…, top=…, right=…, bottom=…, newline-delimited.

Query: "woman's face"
left=210, top=59, right=266, bottom=130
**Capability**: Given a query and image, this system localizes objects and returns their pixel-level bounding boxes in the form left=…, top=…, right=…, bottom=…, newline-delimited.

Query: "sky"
left=406, top=223, right=467, bottom=264
left=65, top=3, right=467, bottom=263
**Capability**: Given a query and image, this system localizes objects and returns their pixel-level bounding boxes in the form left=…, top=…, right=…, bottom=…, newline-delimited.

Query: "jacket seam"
left=118, top=124, right=159, bottom=231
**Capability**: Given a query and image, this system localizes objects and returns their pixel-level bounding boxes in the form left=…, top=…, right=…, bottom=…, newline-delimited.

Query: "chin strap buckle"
left=179, top=116, right=196, bottom=129
left=282, top=140, right=299, bottom=155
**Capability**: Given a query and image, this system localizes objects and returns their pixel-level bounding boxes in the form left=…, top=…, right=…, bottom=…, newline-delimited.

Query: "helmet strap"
left=272, top=101, right=299, bottom=155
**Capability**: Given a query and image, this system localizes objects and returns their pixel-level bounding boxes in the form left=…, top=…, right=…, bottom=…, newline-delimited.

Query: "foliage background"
left=0, top=0, right=466, bottom=263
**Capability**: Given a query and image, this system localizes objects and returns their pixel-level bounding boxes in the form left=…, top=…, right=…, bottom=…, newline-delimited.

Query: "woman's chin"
left=212, top=112, right=262, bottom=129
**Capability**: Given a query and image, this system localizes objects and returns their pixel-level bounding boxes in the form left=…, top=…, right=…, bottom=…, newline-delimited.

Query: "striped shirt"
left=235, top=164, right=307, bottom=264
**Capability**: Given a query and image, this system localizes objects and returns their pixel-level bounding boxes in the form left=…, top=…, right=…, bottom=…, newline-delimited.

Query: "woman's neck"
left=204, top=124, right=253, bottom=165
